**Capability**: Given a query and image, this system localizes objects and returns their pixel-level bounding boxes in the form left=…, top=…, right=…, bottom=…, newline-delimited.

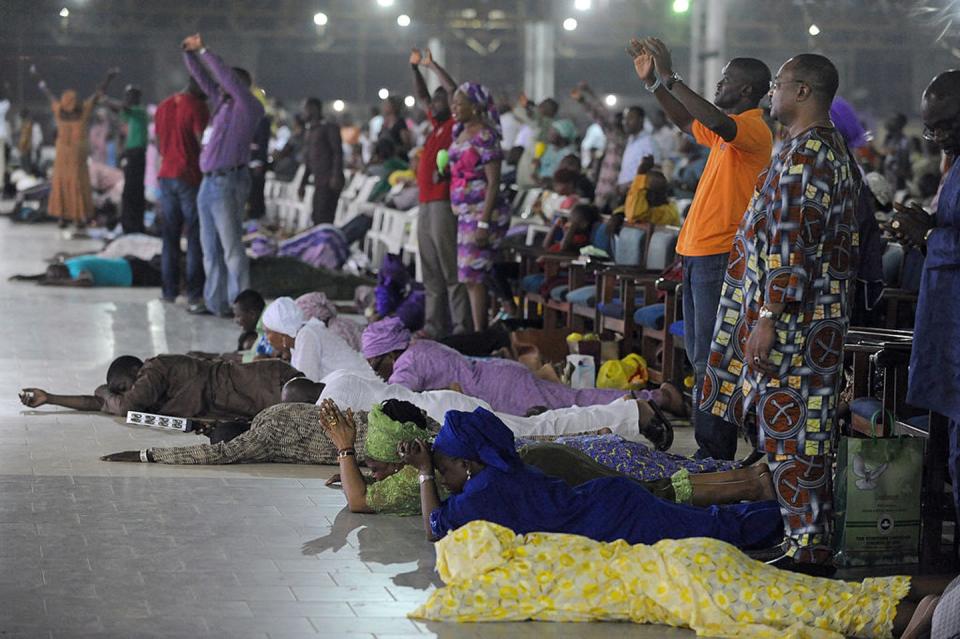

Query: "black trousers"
left=247, top=167, right=266, bottom=219
left=311, top=183, right=342, bottom=225
left=120, top=147, right=146, bottom=234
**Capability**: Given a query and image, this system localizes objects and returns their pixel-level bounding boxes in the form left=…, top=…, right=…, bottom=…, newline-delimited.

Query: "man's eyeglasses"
left=769, top=79, right=806, bottom=92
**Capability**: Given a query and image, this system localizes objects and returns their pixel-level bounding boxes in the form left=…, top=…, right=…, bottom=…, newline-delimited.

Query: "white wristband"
left=644, top=75, right=662, bottom=93
left=476, top=221, right=490, bottom=230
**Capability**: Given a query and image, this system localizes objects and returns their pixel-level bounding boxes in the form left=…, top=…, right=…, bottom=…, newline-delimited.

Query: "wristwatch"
left=759, top=305, right=780, bottom=321
left=418, top=473, right=435, bottom=485
left=644, top=75, right=662, bottom=94
left=663, top=72, right=683, bottom=91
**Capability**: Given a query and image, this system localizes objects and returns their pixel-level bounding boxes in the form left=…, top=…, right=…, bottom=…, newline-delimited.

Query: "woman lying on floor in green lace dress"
left=320, top=399, right=774, bottom=517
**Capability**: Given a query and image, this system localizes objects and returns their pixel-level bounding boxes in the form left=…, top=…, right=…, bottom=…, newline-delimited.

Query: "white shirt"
left=318, top=370, right=643, bottom=441
left=499, top=111, right=521, bottom=151
left=291, top=319, right=374, bottom=382
left=617, top=131, right=661, bottom=185
left=653, top=126, right=679, bottom=162
left=580, top=122, right=606, bottom=168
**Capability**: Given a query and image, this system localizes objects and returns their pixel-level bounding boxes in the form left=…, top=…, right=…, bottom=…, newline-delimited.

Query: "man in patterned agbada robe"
left=701, top=53, right=859, bottom=571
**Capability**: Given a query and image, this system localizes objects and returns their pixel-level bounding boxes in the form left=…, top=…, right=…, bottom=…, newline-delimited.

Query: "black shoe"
left=639, top=399, right=674, bottom=452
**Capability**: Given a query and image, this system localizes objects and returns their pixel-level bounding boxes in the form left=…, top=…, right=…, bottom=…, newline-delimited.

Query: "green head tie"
left=364, top=403, right=433, bottom=462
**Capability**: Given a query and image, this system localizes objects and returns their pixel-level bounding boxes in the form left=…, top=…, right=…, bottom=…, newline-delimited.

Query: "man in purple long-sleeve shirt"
left=181, top=33, right=264, bottom=316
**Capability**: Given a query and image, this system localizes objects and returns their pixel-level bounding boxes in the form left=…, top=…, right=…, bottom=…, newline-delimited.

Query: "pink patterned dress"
left=449, top=126, right=511, bottom=283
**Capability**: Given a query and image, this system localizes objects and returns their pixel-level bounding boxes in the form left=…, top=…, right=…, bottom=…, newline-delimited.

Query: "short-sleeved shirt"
left=676, top=108, right=773, bottom=256
left=155, top=92, right=210, bottom=187
left=121, top=106, right=148, bottom=150
left=65, top=256, right=133, bottom=287
left=417, top=112, right=455, bottom=203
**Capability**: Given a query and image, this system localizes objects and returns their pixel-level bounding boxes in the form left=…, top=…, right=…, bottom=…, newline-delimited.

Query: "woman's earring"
left=466, top=468, right=472, bottom=481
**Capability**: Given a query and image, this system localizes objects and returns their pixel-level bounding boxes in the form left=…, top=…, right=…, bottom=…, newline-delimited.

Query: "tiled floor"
left=0, top=218, right=709, bottom=638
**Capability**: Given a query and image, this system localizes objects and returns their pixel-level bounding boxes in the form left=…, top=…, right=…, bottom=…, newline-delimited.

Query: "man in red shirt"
left=155, top=77, right=210, bottom=304
left=410, top=47, right=472, bottom=337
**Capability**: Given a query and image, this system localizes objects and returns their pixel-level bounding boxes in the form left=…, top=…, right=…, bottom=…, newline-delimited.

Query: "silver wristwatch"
left=663, top=72, right=683, bottom=91
left=759, top=306, right=779, bottom=321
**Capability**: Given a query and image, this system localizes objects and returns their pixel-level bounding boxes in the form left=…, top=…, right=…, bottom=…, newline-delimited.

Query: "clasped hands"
left=880, top=201, right=936, bottom=250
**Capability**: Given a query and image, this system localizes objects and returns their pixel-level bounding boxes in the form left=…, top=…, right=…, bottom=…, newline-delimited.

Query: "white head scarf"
left=262, top=297, right=307, bottom=338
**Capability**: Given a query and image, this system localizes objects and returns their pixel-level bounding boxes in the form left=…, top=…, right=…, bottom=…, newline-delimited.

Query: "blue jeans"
left=197, top=169, right=251, bottom=315
left=158, top=178, right=203, bottom=302
left=682, top=253, right=739, bottom=460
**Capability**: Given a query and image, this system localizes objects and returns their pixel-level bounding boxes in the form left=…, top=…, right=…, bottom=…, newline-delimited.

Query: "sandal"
left=635, top=394, right=674, bottom=452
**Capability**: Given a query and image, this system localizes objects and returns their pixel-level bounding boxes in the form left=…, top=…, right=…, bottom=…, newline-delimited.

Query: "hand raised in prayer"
left=744, top=319, right=778, bottom=377
left=409, top=48, right=423, bottom=66
left=100, top=451, right=141, bottom=462
left=637, top=154, right=655, bottom=175
left=106, top=67, right=120, bottom=79
left=570, top=81, right=589, bottom=102
left=181, top=33, right=204, bottom=52
left=627, top=39, right=656, bottom=85
left=319, top=399, right=357, bottom=450
left=518, top=92, right=530, bottom=109
left=641, top=37, right=674, bottom=78
left=19, top=388, right=47, bottom=408
left=422, top=48, right=435, bottom=67
left=881, top=201, right=935, bottom=249
left=398, top=439, right=433, bottom=473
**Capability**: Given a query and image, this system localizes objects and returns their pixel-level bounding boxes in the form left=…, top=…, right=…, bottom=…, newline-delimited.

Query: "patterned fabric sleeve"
left=764, top=139, right=837, bottom=306
left=366, top=466, right=422, bottom=515
left=475, top=127, right=503, bottom=166
left=150, top=426, right=274, bottom=464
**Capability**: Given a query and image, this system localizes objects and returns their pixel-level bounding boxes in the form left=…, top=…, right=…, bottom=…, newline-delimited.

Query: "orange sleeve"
left=691, top=119, right=720, bottom=148
left=728, top=112, right=773, bottom=156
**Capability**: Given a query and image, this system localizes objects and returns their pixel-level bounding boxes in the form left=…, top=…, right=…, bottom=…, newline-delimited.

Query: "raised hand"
left=19, top=388, right=48, bottom=408
left=181, top=33, right=204, bottom=52
left=642, top=37, right=675, bottom=78
left=628, top=39, right=656, bottom=85
left=397, top=439, right=433, bottom=472
left=637, top=154, right=655, bottom=175
left=107, top=67, right=120, bottom=78
left=409, top=47, right=422, bottom=66
left=422, top=48, right=435, bottom=67
left=518, top=92, right=530, bottom=109
left=319, top=399, right=357, bottom=451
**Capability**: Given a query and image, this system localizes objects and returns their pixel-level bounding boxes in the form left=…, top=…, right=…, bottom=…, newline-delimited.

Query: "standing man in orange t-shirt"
left=630, top=38, right=772, bottom=460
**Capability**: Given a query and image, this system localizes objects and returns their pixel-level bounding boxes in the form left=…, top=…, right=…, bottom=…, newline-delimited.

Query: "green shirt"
left=121, top=106, right=148, bottom=150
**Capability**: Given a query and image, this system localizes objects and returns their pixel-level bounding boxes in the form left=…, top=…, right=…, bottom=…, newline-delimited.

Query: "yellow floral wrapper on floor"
left=409, top=520, right=910, bottom=639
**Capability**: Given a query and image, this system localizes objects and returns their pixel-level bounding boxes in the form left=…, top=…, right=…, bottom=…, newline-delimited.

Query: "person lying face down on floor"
left=19, top=353, right=300, bottom=419
left=361, top=317, right=680, bottom=448
left=320, top=398, right=776, bottom=517
left=9, top=255, right=162, bottom=287
left=396, top=406, right=783, bottom=549
left=100, top=376, right=656, bottom=464
left=261, top=296, right=373, bottom=382
left=188, top=289, right=268, bottom=363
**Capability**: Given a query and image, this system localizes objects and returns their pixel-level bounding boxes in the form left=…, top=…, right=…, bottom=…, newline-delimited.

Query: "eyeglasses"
left=769, top=79, right=806, bottom=92
left=922, top=117, right=958, bottom=141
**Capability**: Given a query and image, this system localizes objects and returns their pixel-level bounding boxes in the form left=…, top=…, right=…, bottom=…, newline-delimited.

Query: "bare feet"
left=534, top=363, right=561, bottom=383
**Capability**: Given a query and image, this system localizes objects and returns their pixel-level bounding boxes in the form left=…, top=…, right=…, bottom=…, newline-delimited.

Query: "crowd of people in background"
left=5, top=30, right=960, bottom=638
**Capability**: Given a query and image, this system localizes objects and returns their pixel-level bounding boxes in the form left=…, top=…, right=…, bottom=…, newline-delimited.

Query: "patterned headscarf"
left=296, top=292, right=338, bottom=323
left=454, top=82, right=501, bottom=138
left=364, top=403, right=433, bottom=462
left=361, top=317, right=411, bottom=359
left=551, top=119, right=578, bottom=143
left=432, top=407, right=522, bottom=472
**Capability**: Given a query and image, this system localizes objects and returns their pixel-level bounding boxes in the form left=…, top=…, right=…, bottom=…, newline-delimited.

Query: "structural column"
left=703, top=0, right=727, bottom=96
left=426, top=37, right=446, bottom=93
left=523, top=21, right=555, bottom=101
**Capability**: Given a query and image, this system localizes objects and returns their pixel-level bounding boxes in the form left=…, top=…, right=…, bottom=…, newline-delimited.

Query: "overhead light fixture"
left=575, top=0, right=592, bottom=10
left=562, top=17, right=578, bottom=31
left=404, top=95, right=416, bottom=108
left=604, top=94, right=617, bottom=107
left=488, top=10, right=506, bottom=20
left=59, top=7, right=70, bottom=17
left=378, top=88, right=390, bottom=100
left=313, top=12, right=328, bottom=26
left=672, top=0, right=690, bottom=13
left=461, top=8, right=477, bottom=18
left=332, top=100, right=345, bottom=112
left=376, top=0, right=395, bottom=7
left=808, top=24, right=821, bottom=36
left=397, top=14, right=411, bottom=27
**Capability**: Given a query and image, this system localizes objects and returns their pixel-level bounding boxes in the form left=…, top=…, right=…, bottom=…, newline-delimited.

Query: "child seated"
left=620, top=155, right=680, bottom=225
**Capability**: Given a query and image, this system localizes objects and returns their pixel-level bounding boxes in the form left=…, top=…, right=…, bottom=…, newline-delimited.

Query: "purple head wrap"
left=454, top=81, right=501, bottom=138
left=830, top=96, right=869, bottom=150
left=361, top=317, right=412, bottom=359
left=296, top=292, right=338, bottom=323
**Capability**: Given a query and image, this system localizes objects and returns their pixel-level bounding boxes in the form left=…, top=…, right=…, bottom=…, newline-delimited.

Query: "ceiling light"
left=604, top=94, right=617, bottom=107
left=404, top=95, right=416, bottom=108
left=672, top=0, right=690, bottom=13
left=378, top=88, right=390, bottom=100
left=59, top=7, right=70, bottom=17
left=488, top=10, right=505, bottom=19
left=313, top=12, right=328, bottom=26
left=562, top=17, right=578, bottom=31
left=376, top=0, right=395, bottom=7
left=397, top=14, right=411, bottom=27
left=332, top=100, right=345, bottom=112
left=461, top=8, right=477, bottom=18
left=808, top=24, right=821, bottom=36
left=575, top=0, right=592, bottom=10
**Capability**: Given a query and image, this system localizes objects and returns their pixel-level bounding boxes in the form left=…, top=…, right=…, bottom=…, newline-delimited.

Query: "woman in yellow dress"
left=410, top=519, right=948, bottom=638
left=31, top=65, right=117, bottom=228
